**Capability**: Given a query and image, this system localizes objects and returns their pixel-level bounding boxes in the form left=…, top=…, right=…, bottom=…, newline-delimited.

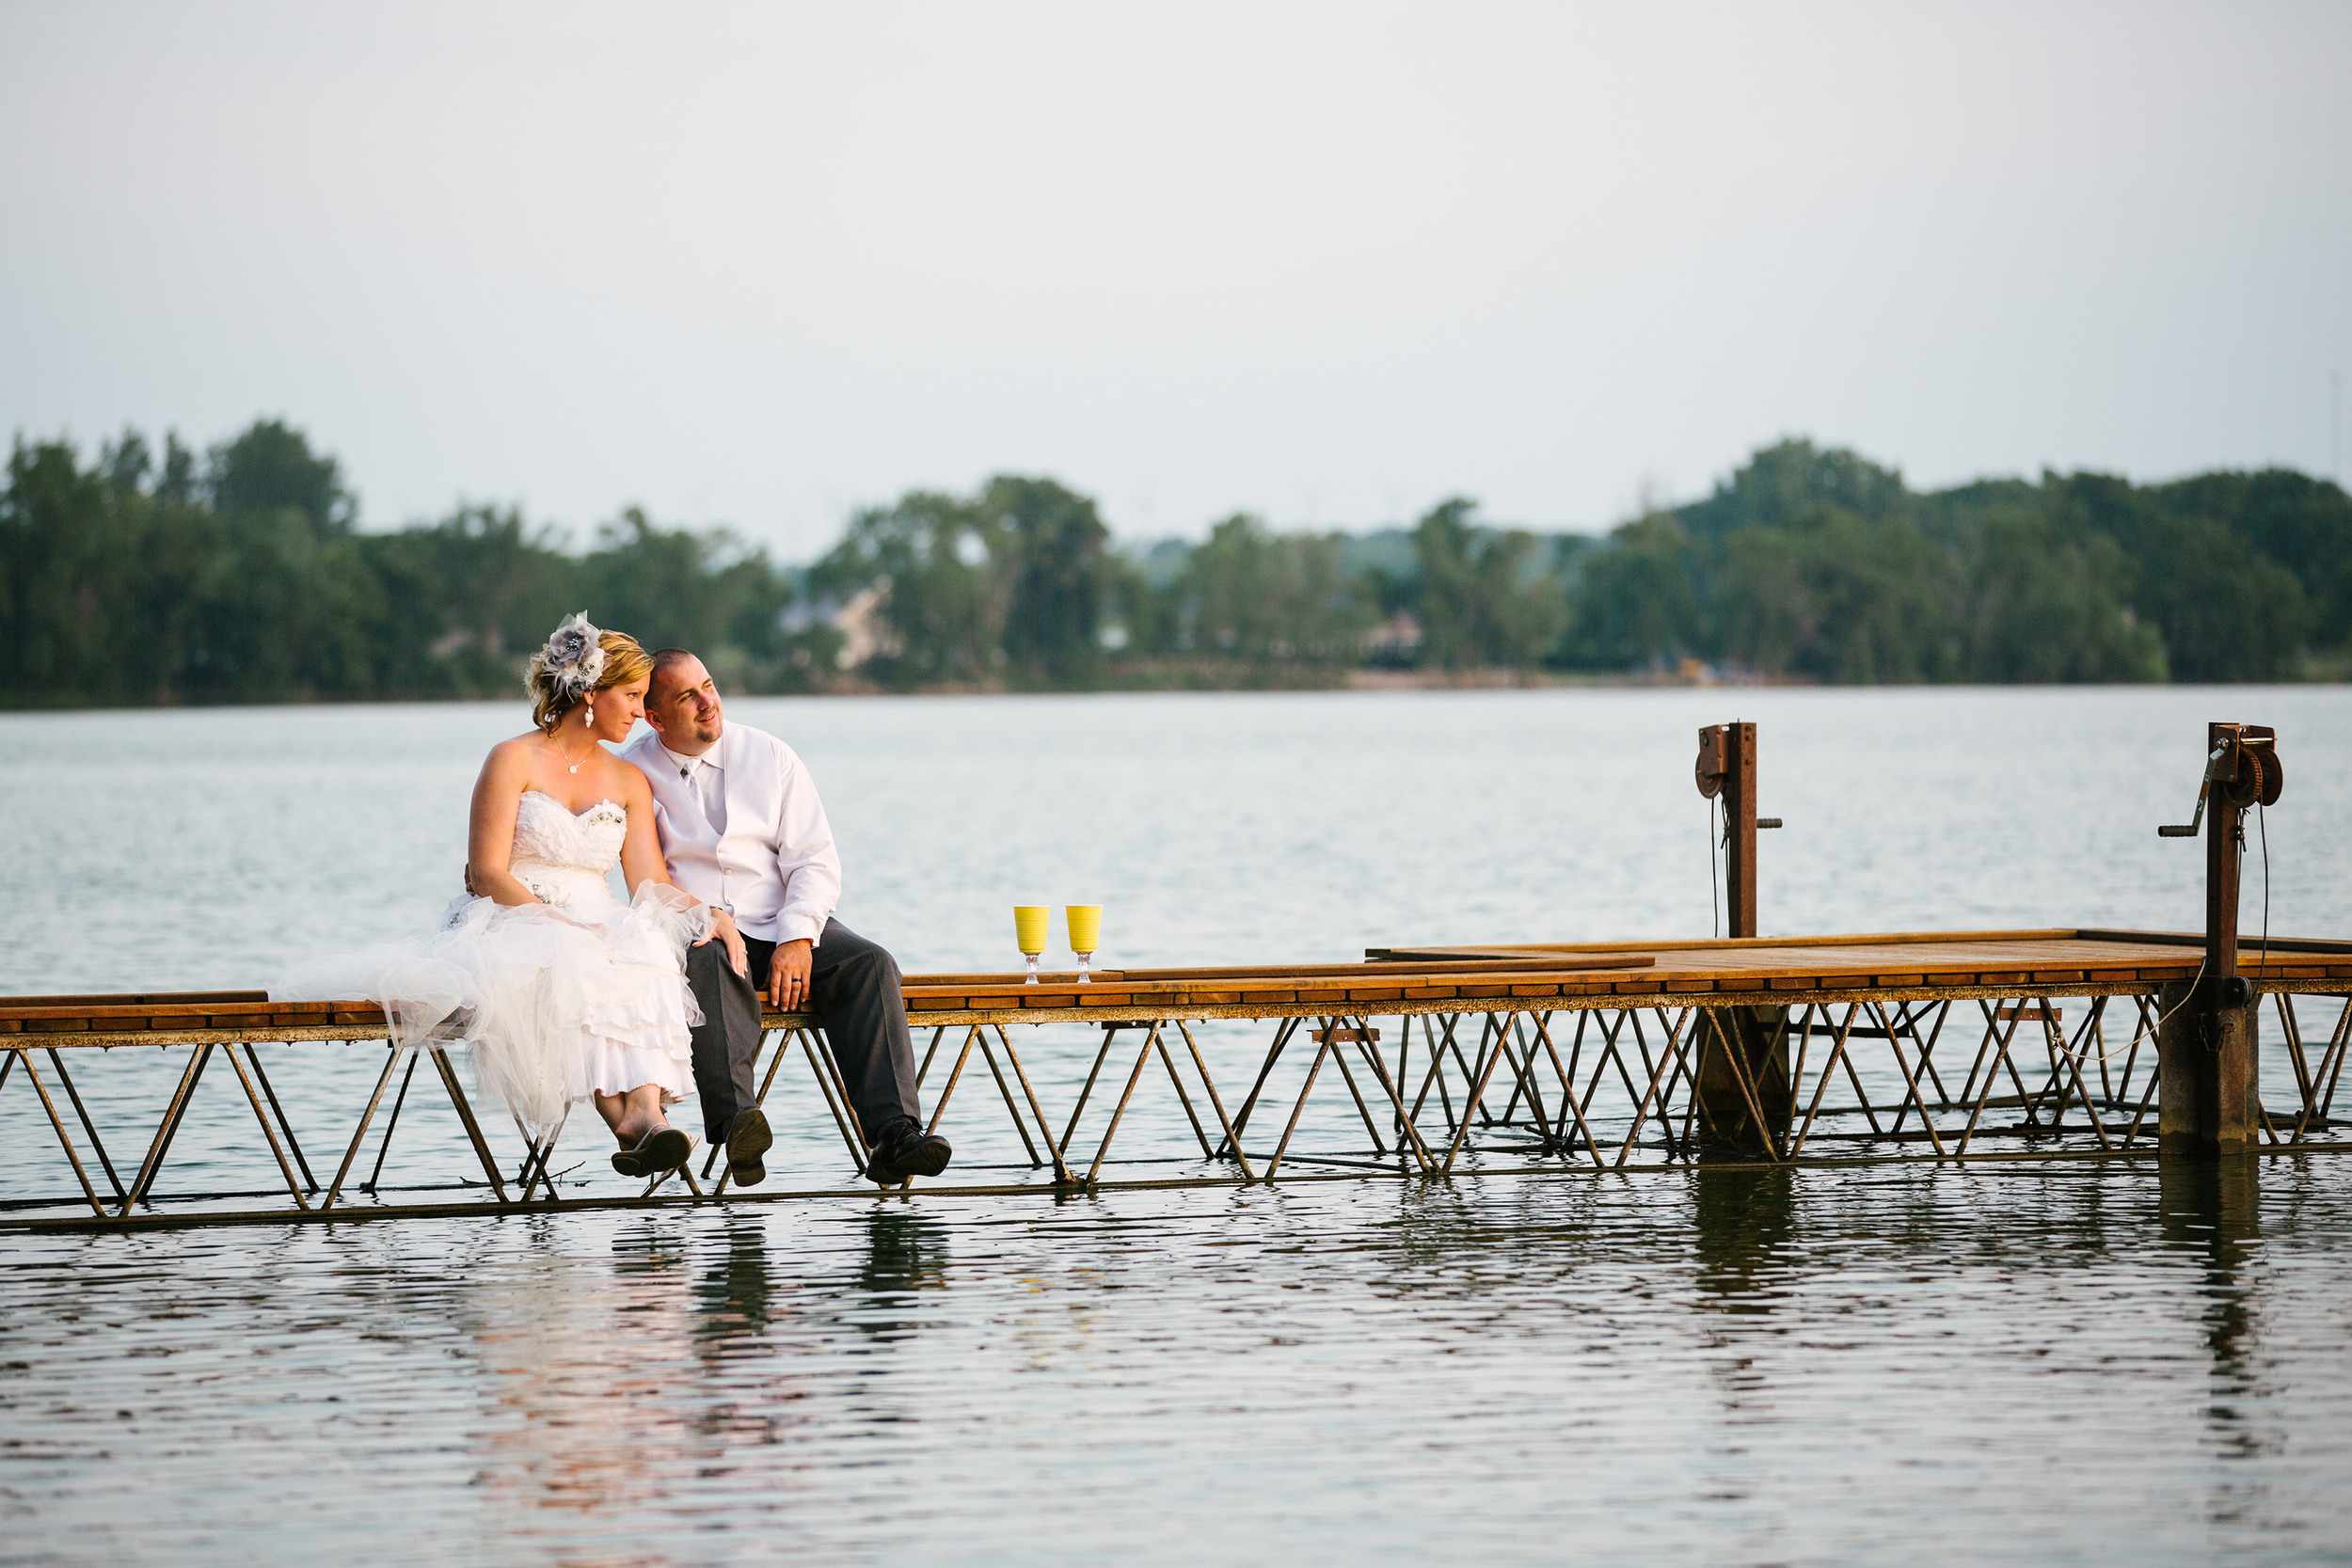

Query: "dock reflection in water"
left=2, top=1161, right=2347, bottom=1562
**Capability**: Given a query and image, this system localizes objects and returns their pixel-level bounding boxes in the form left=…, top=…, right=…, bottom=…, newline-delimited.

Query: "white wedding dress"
left=272, top=791, right=706, bottom=1132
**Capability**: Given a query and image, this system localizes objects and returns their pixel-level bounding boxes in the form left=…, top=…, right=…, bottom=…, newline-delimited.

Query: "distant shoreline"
left=8, top=673, right=2350, bottom=719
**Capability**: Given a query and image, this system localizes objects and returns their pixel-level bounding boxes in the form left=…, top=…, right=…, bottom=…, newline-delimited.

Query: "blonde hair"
left=528, top=627, right=652, bottom=734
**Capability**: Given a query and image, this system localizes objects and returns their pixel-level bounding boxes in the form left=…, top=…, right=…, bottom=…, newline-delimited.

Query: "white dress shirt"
left=618, top=721, right=842, bottom=946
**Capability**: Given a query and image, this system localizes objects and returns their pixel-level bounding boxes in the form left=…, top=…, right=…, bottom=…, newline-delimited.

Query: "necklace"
left=555, top=728, right=598, bottom=774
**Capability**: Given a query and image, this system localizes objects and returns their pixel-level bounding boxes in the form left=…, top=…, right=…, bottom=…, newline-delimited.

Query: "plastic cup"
left=1014, top=906, right=1050, bottom=984
left=1066, top=905, right=1102, bottom=983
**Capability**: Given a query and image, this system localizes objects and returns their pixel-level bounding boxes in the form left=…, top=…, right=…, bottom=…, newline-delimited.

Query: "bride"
left=275, top=614, right=748, bottom=1178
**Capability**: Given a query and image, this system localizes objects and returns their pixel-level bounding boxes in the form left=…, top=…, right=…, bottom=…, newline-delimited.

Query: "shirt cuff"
left=777, top=907, right=829, bottom=945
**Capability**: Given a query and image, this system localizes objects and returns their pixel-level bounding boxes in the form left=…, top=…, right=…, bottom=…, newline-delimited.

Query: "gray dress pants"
left=683, top=917, right=921, bottom=1148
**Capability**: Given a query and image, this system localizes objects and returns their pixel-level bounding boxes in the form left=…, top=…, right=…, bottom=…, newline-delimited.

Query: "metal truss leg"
left=1060, top=1024, right=1129, bottom=1158
left=1176, top=1021, right=1256, bottom=1181
left=1219, top=1017, right=1302, bottom=1156
left=1319, top=1024, right=1388, bottom=1154
left=924, top=1026, right=981, bottom=1137
left=991, top=1024, right=1078, bottom=1185
left=1153, top=1030, right=1217, bottom=1159
left=240, top=1044, right=317, bottom=1192
left=1436, top=1016, right=1516, bottom=1174
left=1265, top=1035, right=1334, bottom=1180
left=1867, top=1002, right=1947, bottom=1156
left=9, top=1048, right=108, bottom=1218
left=1613, top=1008, right=1693, bottom=1168
left=40, top=1050, right=124, bottom=1204
left=1787, top=1010, right=1865, bottom=1159
left=120, top=1043, right=213, bottom=1216
left=800, top=1028, right=871, bottom=1175
left=975, top=1030, right=1045, bottom=1168
left=429, top=1049, right=510, bottom=1200
left=514, top=1104, right=570, bottom=1202
left=1337, top=1016, right=1433, bottom=1174
left=914, top=1025, right=948, bottom=1091
left=223, top=1043, right=310, bottom=1210
left=323, top=1046, right=404, bottom=1210
left=1084, top=1022, right=1167, bottom=1186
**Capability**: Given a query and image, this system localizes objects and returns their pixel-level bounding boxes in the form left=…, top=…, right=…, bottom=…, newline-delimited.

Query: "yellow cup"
left=1013, top=906, right=1051, bottom=958
left=1065, top=905, right=1103, bottom=954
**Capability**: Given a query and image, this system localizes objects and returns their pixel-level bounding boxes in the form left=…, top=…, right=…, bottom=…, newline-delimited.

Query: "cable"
left=2257, top=795, right=2270, bottom=986
left=1708, top=792, right=1721, bottom=940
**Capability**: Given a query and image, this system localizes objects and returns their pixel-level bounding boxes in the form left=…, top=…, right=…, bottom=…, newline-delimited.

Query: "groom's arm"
left=771, top=744, right=843, bottom=945
left=762, top=742, right=838, bottom=1011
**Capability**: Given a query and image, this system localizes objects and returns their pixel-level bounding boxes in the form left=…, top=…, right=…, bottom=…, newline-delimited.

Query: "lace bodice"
left=509, top=791, right=628, bottom=909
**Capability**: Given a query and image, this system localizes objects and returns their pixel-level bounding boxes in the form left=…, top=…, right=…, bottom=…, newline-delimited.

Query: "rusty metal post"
left=1693, top=722, right=1788, bottom=1152
left=2156, top=722, right=2280, bottom=1155
left=1692, top=1006, right=1793, bottom=1157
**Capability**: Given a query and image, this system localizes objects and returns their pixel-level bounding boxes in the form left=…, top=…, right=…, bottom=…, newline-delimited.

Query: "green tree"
left=1714, top=508, right=1959, bottom=683
left=1565, top=512, right=1700, bottom=670
left=810, top=491, right=1005, bottom=687
left=990, top=476, right=1115, bottom=685
left=1172, top=514, right=1374, bottom=664
left=208, top=418, right=355, bottom=531
left=1407, top=498, right=1566, bottom=669
left=1960, top=510, right=2166, bottom=682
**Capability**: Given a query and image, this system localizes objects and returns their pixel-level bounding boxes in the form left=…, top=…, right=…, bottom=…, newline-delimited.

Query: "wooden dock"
left=1, top=718, right=2330, bottom=1229
left=2, top=927, right=2346, bottom=1231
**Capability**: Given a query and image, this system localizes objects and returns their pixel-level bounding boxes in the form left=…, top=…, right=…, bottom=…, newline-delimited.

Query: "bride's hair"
left=526, top=613, right=654, bottom=733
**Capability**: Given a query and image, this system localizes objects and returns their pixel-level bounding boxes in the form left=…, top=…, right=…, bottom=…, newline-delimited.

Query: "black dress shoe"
left=865, top=1117, right=951, bottom=1185
left=726, top=1108, right=772, bottom=1188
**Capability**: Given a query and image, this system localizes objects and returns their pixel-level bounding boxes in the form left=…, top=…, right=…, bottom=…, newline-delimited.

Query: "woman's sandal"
left=612, top=1126, right=694, bottom=1178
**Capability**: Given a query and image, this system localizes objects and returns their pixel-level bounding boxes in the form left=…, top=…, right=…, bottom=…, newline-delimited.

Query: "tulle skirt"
left=272, top=886, right=706, bottom=1132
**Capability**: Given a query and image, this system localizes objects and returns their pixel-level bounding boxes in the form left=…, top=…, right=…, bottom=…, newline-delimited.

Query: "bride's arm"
left=618, top=768, right=748, bottom=974
left=466, top=742, right=544, bottom=908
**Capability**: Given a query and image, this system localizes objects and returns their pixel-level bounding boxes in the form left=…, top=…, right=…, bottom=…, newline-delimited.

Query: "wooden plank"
left=0, top=1000, right=338, bottom=1022
left=0, top=990, right=271, bottom=1009
left=2070, top=927, right=2352, bottom=956
left=1368, top=928, right=2081, bottom=961
left=1133, top=955, right=1654, bottom=979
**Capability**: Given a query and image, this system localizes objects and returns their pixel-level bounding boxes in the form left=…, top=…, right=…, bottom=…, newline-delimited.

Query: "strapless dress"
left=272, top=791, right=706, bottom=1132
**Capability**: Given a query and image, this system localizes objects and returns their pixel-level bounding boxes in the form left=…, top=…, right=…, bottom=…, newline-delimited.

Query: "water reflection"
left=1689, top=1164, right=1796, bottom=1314
left=2157, top=1157, right=2272, bottom=1475
left=1688, top=1164, right=1796, bottom=1434
left=853, top=1209, right=951, bottom=1306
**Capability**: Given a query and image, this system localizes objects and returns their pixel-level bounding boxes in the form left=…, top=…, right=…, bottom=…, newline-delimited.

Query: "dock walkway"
left=2, top=927, right=2346, bottom=1232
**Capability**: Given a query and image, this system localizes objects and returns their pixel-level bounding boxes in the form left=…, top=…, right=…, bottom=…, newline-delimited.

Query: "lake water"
left=3, top=687, right=2349, bottom=1562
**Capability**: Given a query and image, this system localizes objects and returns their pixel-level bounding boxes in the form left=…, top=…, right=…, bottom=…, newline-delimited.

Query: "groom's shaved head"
left=645, top=650, right=723, bottom=752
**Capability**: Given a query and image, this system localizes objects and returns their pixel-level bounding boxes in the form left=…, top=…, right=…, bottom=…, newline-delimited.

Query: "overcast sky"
left=4, top=2, right=2347, bottom=558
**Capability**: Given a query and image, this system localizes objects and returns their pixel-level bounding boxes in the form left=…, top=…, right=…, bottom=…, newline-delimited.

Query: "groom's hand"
left=769, top=939, right=815, bottom=1012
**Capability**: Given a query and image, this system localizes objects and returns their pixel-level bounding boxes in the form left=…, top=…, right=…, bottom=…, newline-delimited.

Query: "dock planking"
left=5, top=930, right=2346, bottom=1042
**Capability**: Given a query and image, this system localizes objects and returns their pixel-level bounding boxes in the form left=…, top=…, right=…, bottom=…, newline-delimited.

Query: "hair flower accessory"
left=538, top=612, right=607, bottom=700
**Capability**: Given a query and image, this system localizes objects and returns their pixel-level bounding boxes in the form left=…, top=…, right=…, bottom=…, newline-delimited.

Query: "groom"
left=621, top=650, right=950, bottom=1188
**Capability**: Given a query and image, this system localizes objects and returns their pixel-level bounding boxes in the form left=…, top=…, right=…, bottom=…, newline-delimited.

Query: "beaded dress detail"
left=273, top=791, right=707, bottom=1132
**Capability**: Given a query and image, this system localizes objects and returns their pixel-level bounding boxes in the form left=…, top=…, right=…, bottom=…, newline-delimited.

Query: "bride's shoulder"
left=483, top=734, right=548, bottom=772
left=600, top=753, right=657, bottom=805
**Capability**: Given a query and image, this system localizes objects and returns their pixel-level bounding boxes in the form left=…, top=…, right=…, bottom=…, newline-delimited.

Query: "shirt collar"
left=657, top=732, right=723, bottom=776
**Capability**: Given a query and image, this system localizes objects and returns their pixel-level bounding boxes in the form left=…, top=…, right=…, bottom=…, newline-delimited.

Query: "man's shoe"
left=726, top=1108, right=772, bottom=1188
left=865, top=1117, right=951, bottom=1186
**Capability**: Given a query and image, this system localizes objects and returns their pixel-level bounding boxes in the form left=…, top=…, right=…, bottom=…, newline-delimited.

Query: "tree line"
left=4, top=419, right=2345, bottom=709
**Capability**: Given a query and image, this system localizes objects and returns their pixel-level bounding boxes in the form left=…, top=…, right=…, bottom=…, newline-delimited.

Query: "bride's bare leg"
left=594, top=1084, right=670, bottom=1145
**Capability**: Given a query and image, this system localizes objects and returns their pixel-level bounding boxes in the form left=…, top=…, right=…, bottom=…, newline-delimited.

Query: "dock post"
left=2156, top=722, right=2281, bottom=1155
left=1692, top=1006, right=1792, bottom=1156
left=1693, top=723, right=1789, bottom=1152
